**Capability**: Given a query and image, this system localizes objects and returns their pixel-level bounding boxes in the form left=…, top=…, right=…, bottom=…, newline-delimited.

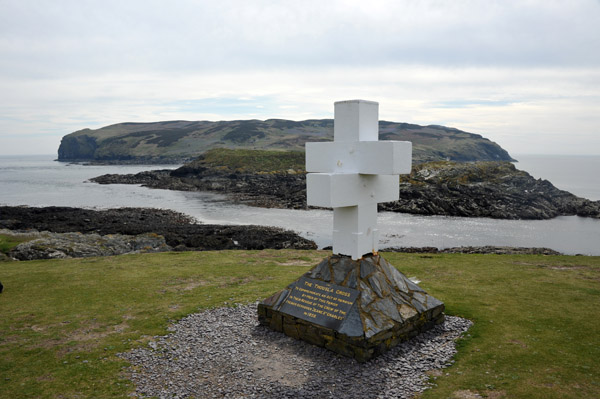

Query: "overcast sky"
left=1, top=0, right=599, bottom=156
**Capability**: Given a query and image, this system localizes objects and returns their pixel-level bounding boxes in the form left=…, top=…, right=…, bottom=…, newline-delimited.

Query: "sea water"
left=514, top=154, right=600, bottom=201
left=1, top=154, right=599, bottom=255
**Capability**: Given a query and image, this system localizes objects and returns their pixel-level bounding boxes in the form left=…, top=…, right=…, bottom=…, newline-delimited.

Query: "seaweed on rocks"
left=91, top=160, right=600, bottom=220
left=0, top=206, right=317, bottom=252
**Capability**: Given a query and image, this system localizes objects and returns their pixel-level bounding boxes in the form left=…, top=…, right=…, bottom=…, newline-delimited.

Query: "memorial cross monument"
left=258, top=100, right=444, bottom=362
left=306, top=99, right=411, bottom=259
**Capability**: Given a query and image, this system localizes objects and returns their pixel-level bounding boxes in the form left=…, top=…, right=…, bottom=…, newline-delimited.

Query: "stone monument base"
left=258, top=254, right=445, bottom=362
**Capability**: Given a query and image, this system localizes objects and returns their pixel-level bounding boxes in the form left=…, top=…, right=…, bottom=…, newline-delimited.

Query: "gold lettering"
left=314, top=283, right=333, bottom=293
left=335, top=289, right=351, bottom=297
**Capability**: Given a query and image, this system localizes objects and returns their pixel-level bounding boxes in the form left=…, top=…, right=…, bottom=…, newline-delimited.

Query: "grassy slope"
left=0, top=234, right=33, bottom=254
left=195, top=148, right=306, bottom=173
left=1, top=250, right=599, bottom=399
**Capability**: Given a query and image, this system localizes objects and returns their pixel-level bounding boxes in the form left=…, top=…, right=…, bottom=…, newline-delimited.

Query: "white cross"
left=306, top=100, right=412, bottom=260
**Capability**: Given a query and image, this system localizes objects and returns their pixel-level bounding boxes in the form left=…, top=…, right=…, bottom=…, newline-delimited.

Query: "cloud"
left=1, top=0, right=599, bottom=155
left=2, top=0, right=599, bottom=78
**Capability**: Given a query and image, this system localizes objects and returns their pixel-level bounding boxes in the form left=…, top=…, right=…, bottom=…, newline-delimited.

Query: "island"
left=57, top=119, right=514, bottom=164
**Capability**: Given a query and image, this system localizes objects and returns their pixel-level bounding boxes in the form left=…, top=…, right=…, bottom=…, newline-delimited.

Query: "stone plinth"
left=258, top=254, right=444, bottom=362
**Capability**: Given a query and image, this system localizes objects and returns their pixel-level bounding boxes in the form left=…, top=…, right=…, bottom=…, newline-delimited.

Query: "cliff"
left=57, top=119, right=514, bottom=164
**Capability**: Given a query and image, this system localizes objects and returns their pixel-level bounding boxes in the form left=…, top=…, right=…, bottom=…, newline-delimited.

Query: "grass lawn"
left=1, top=250, right=599, bottom=398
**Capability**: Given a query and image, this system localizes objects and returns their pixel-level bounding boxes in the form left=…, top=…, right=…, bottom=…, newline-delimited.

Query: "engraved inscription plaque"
left=279, top=276, right=359, bottom=330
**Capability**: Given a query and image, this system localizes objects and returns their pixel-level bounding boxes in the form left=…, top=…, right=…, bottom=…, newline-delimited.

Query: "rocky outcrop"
left=382, top=162, right=600, bottom=219
left=94, top=169, right=307, bottom=209
left=7, top=230, right=171, bottom=260
left=91, top=160, right=600, bottom=220
left=0, top=206, right=317, bottom=253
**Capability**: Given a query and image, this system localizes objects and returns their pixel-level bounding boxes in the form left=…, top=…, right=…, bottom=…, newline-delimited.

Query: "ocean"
left=513, top=154, right=600, bottom=201
left=1, top=154, right=599, bottom=255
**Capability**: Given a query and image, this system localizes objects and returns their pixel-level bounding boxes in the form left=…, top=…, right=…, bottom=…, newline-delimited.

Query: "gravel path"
left=120, top=305, right=472, bottom=399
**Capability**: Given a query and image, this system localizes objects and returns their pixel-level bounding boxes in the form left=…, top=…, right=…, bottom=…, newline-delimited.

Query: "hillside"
left=57, top=119, right=514, bottom=164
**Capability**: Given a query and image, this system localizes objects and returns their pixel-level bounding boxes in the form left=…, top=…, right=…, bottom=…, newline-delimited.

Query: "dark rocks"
left=91, top=160, right=600, bottom=220
left=258, top=254, right=445, bottom=362
left=0, top=281, right=3, bottom=293
left=384, top=161, right=600, bottom=220
left=92, top=168, right=308, bottom=210
left=0, top=206, right=317, bottom=254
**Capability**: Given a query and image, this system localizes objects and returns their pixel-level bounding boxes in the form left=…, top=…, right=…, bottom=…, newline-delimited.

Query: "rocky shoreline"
left=92, top=161, right=600, bottom=220
left=0, top=206, right=569, bottom=260
left=0, top=206, right=317, bottom=260
left=2, top=229, right=172, bottom=260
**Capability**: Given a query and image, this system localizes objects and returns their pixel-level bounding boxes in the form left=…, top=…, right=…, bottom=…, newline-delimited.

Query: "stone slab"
left=278, top=276, right=359, bottom=330
left=258, top=254, right=445, bottom=362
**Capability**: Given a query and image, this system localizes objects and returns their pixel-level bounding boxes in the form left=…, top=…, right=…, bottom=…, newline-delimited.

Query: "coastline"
left=91, top=160, right=600, bottom=220
left=2, top=155, right=600, bottom=256
left=1, top=205, right=573, bottom=260
left=0, top=206, right=316, bottom=260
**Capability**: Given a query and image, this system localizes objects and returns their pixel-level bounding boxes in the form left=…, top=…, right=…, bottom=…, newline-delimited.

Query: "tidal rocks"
left=91, top=160, right=600, bottom=220
left=0, top=206, right=317, bottom=254
left=258, top=254, right=445, bottom=362
left=92, top=168, right=307, bottom=209
left=383, top=161, right=600, bottom=219
left=7, top=231, right=171, bottom=260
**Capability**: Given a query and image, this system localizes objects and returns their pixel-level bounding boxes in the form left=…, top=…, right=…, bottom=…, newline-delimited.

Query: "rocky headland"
left=91, top=149, right=600, bottom=220
left=0, top=206, right=317, bottom=260
left=388, top=161, right=600, bottom=219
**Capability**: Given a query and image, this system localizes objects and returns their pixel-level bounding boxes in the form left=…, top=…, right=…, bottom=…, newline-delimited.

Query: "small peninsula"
left=91, top=148, right=600, bottom=220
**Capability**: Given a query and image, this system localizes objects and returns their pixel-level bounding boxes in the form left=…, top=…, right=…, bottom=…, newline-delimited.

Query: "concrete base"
left=258, top=254, right=445, bottom=362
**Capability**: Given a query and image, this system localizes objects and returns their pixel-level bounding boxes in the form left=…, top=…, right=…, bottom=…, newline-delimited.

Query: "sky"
left=1, top=0, right=599, bottom=156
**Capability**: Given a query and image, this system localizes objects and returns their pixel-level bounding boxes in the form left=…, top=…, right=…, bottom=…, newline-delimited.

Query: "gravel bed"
left=120, top=304, right=472, bottom=399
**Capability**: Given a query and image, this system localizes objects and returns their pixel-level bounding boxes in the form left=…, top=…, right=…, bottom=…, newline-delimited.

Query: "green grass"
left=197, top=148, right=306, bottom=173
left=1, top=250, right=599, bottom=399
left=0, top=233, right=33, bottom=255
